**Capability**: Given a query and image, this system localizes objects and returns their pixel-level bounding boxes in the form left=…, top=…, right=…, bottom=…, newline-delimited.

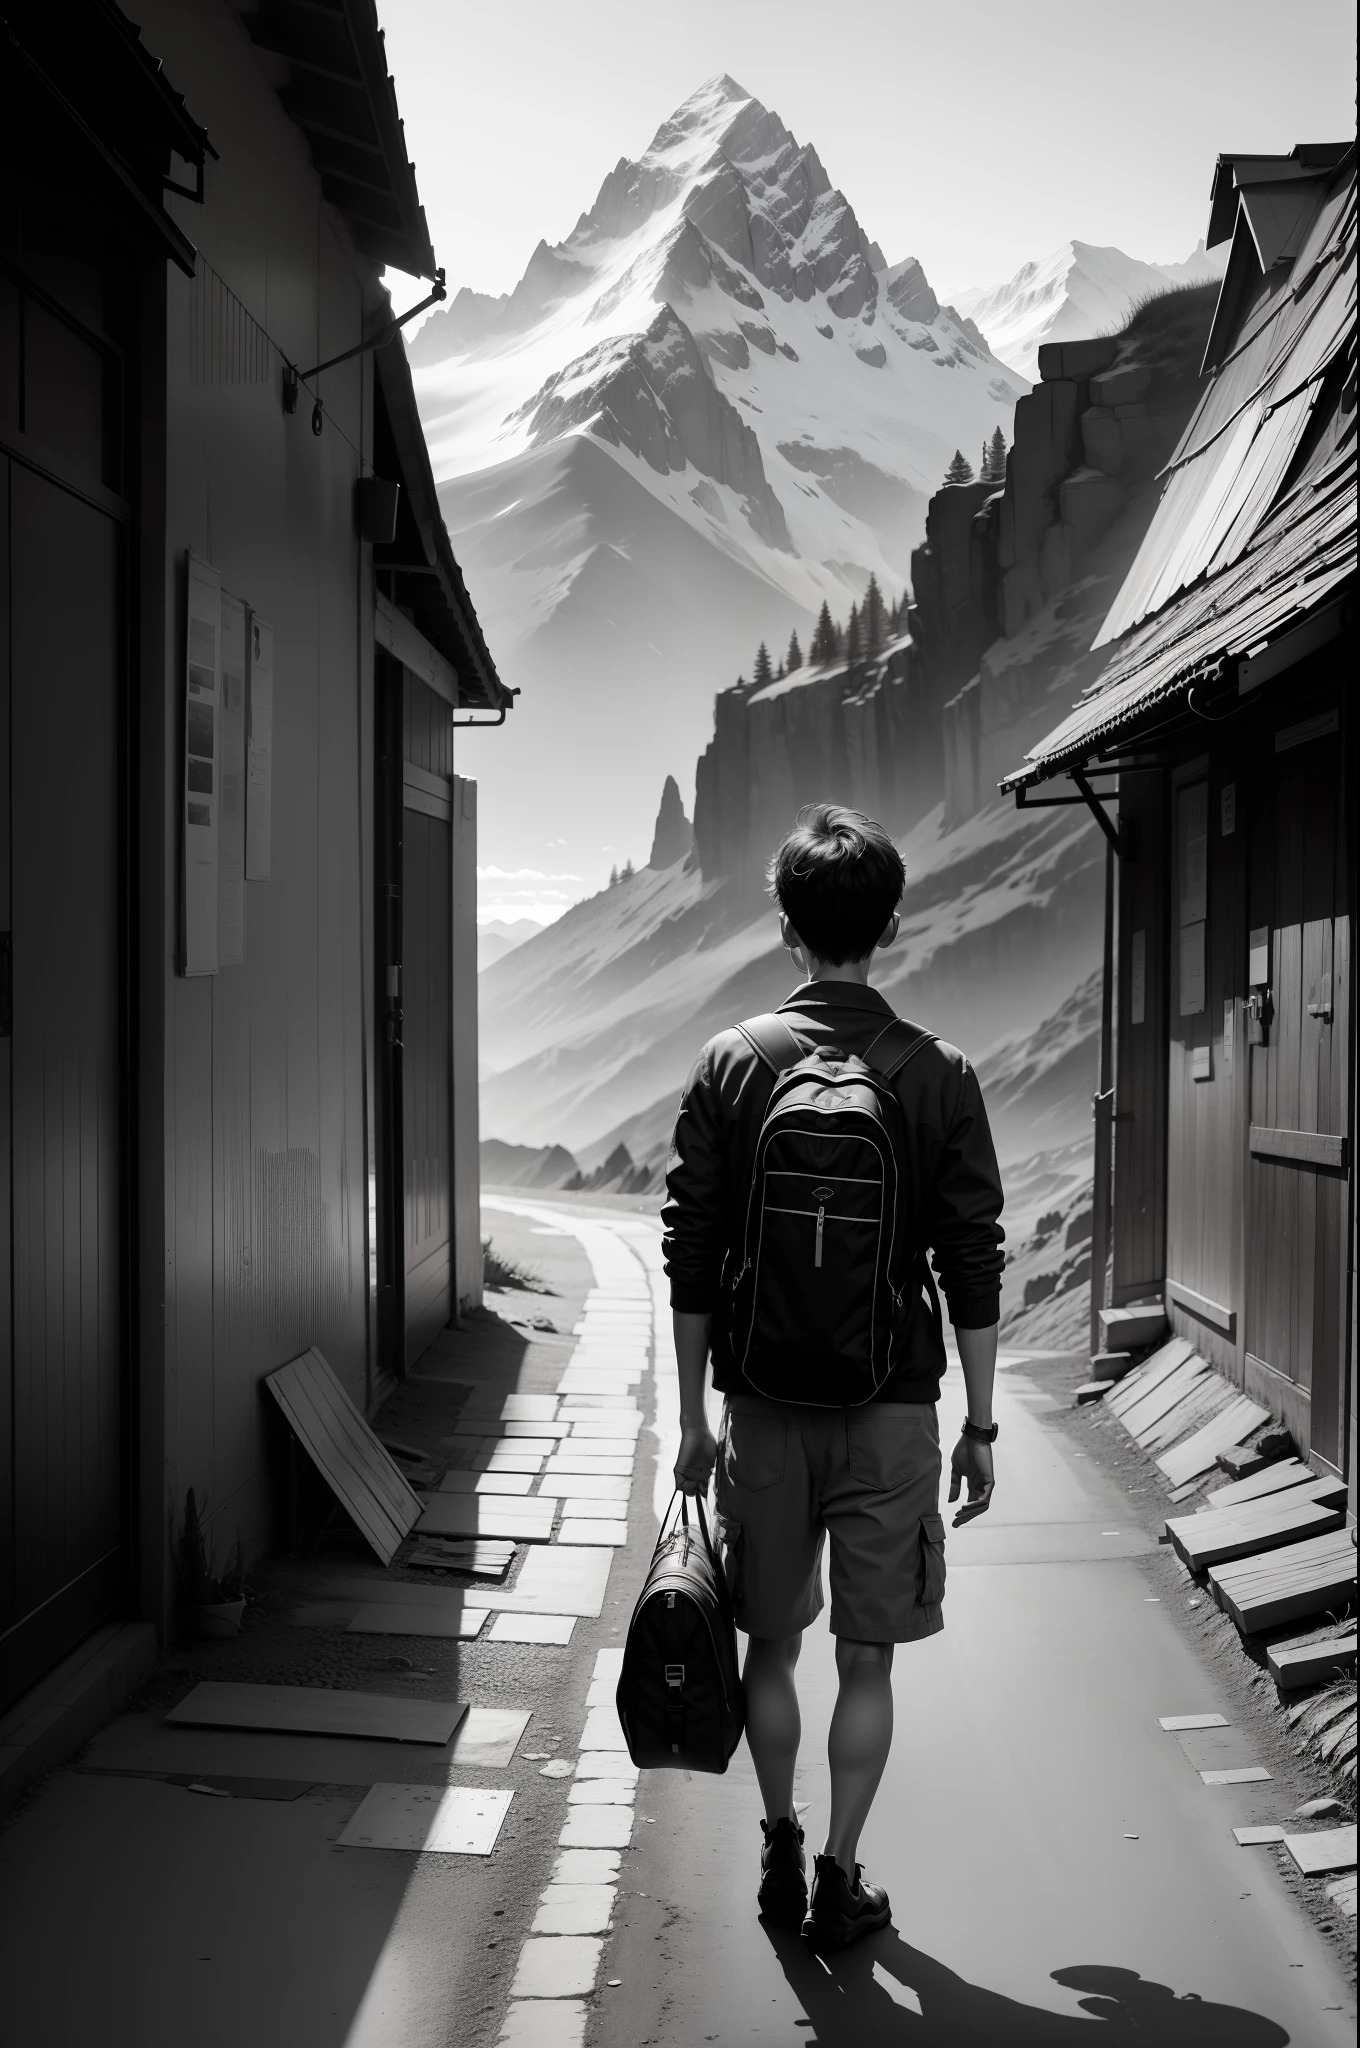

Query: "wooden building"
left=0, top=0, right=512, bottom=1723
left=1003, top=145, right=1356, bottom=1515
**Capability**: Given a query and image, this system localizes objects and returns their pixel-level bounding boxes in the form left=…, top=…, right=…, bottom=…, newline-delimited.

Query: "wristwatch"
left=961, top=1417, right=999, bottom=1443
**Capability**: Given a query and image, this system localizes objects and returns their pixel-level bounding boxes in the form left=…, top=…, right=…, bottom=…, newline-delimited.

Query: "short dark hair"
left=768, top=804, right=905, bottom=964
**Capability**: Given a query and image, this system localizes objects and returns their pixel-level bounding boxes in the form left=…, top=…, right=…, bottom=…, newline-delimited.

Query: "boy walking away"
left=662, top=804, right=1004, bottom=1950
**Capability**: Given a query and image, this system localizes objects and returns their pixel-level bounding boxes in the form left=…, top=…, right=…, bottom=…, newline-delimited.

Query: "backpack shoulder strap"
left=736, top=1012, right=807, bottom=1075
left=864, top=1016, right=937, bottom=1080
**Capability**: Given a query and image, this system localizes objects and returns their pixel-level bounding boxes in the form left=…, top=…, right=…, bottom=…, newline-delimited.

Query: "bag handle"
left=736, top=1013, right=807, bottom=1074
left=667, top=1490, right=729, bottom=1581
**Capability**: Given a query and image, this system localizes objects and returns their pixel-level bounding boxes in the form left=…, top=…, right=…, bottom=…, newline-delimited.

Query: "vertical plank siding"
left=3, top=467, right=125, bottom=1700
left=401, top=676, right=454, bottom=1368
left=1113, top=773, right=1168, bottom=1302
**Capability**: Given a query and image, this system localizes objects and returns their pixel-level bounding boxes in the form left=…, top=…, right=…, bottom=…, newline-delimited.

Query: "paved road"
left=0, top=1197, right=1351, bottom=2048
left=570, top=1209, right=1354, bottom=2048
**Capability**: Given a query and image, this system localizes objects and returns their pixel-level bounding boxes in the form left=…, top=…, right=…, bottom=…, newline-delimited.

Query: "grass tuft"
left=483, top=1237, right=549, bottom=1293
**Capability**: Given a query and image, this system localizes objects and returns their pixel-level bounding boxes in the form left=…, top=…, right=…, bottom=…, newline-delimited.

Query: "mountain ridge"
left=411, top=75, right=1028, bottom=894
left=953, top=237, right=1227, bottom=381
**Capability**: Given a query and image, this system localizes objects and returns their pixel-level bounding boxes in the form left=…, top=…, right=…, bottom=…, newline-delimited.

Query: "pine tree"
left=944, top=448, right=975, bottom=485
left=845, top=602, right=862, bottom=670
left=810, top=601, right=836, bottom=665
left=862, top=573, right=884, bottom=654
left=753, top=641, right=773, bottom=689
left=786, top=629, right=803, bottom=672
left=981, top=425, right=1008, bottom=483
left=621, top=858, right=634, bottom=881
left=609, top=864, right=619, bottom=887
left=775, top=659, right=785, bottom=680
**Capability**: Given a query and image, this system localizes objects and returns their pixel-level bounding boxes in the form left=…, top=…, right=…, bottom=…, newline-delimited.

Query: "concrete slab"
left=337, top=1782, right=513, bottom=1855
left=82, top=1705, right=531, bottom=1782
left=489, top=1614, right=576, bottom=1645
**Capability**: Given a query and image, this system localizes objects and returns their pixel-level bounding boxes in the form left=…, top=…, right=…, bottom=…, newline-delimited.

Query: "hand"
left=948, top=1434, right=994, bottom=1526
left=674, top=1421, right=718, bottom=1497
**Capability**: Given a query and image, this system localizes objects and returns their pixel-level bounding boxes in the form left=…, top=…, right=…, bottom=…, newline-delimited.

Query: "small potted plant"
left=177, top=1488, right=249, bottom=1639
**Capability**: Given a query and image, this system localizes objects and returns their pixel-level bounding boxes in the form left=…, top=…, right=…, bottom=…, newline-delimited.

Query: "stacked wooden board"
left=1165, top=1491, right=1345, bottom=1573
left=1110, top=1340, right=1357, bottom=1647
left=1207, top=1529, right=1357, bottom=1634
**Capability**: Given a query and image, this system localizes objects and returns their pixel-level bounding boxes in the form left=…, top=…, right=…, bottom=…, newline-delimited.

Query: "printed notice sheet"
left=218, top=592, right=247, bottom=965
left=246, top=613, right=273, bottom=881
left=183, top=552, right=221, bottom=974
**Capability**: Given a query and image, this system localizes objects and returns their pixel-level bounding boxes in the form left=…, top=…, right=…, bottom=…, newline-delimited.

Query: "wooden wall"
left=1113, top=772, right=1168, bottom=1304
left=453, top=778, right=482, bottom=1317
left=1163, top=743, right=1248, bottom=1380
left=138, top=0, right=378, bottom=1615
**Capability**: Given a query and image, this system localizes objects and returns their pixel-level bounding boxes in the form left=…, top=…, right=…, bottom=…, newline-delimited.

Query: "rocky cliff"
left=941, top=282, right=1219, bottom=823
left=689, top=281, right=1219, bottom=882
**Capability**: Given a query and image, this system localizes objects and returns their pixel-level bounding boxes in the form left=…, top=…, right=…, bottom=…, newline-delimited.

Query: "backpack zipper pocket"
left=815, top=1203, right=825, bottom=1267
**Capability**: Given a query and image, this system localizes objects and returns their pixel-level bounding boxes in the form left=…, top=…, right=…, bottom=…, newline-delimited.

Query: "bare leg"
left=743, top=1632, right=803, bottom=1824
left=824, top=1638, right=894, bottom=1878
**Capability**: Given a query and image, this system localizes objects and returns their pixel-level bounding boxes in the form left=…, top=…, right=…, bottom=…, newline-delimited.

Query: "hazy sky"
left=379, top=0, right=1355, bottom=924
left=381, top=0, right=1355, bottom=308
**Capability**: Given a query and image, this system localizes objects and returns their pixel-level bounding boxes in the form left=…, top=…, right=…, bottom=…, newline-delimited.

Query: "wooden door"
left=1245, top=684, right=1350, bottom=1468
left=1113, top=771, right=1169, bottom=1303
left=0, top=455, right=126, bottom=1709
left=373, top=652, right=455, bottom=1378
left=401, top=780, right=453, bottom=1366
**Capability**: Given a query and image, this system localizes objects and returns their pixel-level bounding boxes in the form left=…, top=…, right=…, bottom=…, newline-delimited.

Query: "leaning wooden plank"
left=1108, top=1337, right=1195, bottom=1415
left=1156, top=1397, right=1271, bottom=1487
left=1139, top=1378, right=1234, bottom=1455
left=267, top=1358, right=398, bottom=1562
left=1206, top=1459, right=1319, bottom=1510
left=1267, top=1635, right=1358, bottom=1691
left=416, top=1494, right=558, bottom=1543
left=1166, top=1496, right=1343, bottom=1572
left=1210, top=1531, right=1357, bottom=1634
left=267, top=1350, right=421, bottom=1565
left=291, top=1351, right=421, bottom=1530
left=166, top=1681, right=465, bottom=1744
left=1205, top=1470, right=1347, bottom=1516
left=1117, top=1358, right=1208, bottom=1439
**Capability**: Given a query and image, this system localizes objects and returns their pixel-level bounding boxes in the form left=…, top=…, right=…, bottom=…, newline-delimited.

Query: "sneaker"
left=757, top=1816, right=808, bottom=1917
left=801, top=1853, right=891, bottom=1949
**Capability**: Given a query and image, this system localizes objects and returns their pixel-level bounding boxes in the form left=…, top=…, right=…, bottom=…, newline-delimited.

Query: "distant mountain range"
left=953, top=239, right=1227, bottom=382
left=408, top=75, right=1028, bottom=895
left=477, top=918, right=543, bottom=973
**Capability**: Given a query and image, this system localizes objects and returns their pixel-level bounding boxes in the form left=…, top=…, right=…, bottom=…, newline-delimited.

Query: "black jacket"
left=661, top=980, right=1006, bottom=1404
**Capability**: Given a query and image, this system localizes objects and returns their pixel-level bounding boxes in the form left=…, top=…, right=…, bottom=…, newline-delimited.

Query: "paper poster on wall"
left=1177, top=783, right=1208, bottom=925
left=183, top=551, right=221, bottom=975
left=1179, top=920, right=1206, bottom=1016
left=218, top=592, right=247, bottom=965
left=1130, top=929, right=1146, bottom=1025
left=1223, top=998, right=1235, bottom=1077
left=246, top=612, right=274, bottom=881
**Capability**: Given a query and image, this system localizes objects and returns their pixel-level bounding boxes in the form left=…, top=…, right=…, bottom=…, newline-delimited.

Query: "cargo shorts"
left=713, top=1394, right=946, bottom=1644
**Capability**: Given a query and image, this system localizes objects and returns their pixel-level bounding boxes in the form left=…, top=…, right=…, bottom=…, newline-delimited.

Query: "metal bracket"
left=284, top=272, right=447, bottom=417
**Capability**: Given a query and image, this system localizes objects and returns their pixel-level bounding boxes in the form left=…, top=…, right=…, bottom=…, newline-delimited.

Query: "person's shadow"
left=761, top=1917, right=1291, bottom=2046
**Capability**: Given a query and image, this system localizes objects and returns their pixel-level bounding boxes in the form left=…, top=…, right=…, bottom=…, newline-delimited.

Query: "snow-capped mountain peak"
left=409, top=79, right=1028, bottom=903
left=953, top=238, right=1228, bottom=382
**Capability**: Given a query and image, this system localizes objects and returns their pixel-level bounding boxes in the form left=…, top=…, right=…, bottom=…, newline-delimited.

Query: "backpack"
left=615, top=1491, right=744, bottom=1773
left=725, top=1010, right=937, bottom=1407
